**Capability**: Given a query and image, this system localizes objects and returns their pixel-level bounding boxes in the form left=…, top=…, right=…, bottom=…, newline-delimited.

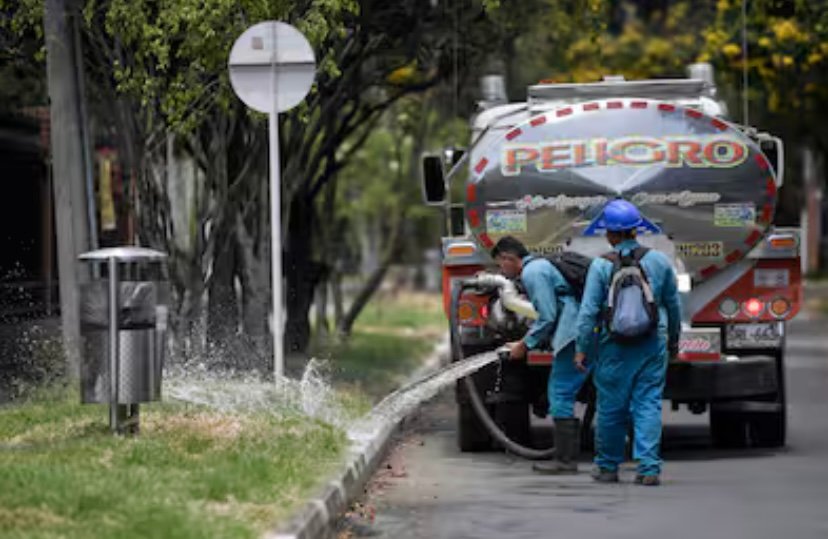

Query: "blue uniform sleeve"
left=660, top=260, right=682, bottom=348
left=575, top=260, right=607, bottom=355
left=522, top=264, right=558, bottom=350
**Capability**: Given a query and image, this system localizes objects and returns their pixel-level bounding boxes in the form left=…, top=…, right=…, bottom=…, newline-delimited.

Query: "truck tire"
left=710, top=408, right=748, bottom=449
left=492, top=361, right=531, bottom=448
left=749, top=408, right=786, bottom=447
left=749, top=349, right=787, bottom=448
left=455, top=344, right=496, bottom=452
left=494, top=401, right=531, bottom=448
left=457, top=399, right=493, bottom=452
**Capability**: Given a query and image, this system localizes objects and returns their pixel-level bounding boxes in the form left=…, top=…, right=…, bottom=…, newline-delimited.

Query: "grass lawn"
left=0, top=388, right=345, bottom=539
left=0, top=291, right=445, bottom=538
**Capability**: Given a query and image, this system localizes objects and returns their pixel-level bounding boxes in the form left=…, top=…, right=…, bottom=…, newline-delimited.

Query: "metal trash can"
left=78, top=247, right=169, bottom=434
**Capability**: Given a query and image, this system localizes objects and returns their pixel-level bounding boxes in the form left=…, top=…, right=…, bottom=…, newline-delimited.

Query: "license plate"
left=726, top=322, right=784, bottom=349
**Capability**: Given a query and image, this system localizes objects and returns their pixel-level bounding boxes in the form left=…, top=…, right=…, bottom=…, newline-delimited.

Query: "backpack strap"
left=601, top=251, right=621, bottom=272
left=631, top=246, right=650, bottom=263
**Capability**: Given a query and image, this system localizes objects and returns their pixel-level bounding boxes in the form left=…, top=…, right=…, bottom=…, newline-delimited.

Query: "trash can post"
left=107, top=255, right=119, bottom=433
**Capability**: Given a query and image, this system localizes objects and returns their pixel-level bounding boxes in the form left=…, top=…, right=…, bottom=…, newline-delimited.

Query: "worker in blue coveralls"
left=574, top=200, right=682, bottom=486
left=492, top=236, right=591, bottom=475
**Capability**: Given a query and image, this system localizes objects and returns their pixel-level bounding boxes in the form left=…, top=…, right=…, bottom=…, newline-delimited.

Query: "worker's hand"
left=668, top=341, right=680, bottom=359
left=508, top=340, right=527, bottom=360
left=574, top=351, right=588, bottom=372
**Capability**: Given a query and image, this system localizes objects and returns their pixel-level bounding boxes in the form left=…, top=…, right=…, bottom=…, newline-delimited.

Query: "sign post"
left=229, top=21, right=316, bottom=379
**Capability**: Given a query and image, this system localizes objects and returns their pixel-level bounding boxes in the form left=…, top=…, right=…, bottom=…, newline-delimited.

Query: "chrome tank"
left=465, top=98, right=777, bottom=282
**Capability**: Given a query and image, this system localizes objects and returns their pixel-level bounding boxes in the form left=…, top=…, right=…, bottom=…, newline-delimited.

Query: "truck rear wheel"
left=457, top=399, right=493, bottom=452
left=748, top=408, right=786, bottom=447
left=749, top=348, right=787, bottom=448
left=494, top=401, right=531, bottom=448
left=710, top=408, right=748, bottom=449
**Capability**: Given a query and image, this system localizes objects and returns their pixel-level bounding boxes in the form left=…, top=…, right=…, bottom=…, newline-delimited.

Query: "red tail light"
left=743, top=298, right=764, bottom=318
left=480, top=304, right=489, bottom=319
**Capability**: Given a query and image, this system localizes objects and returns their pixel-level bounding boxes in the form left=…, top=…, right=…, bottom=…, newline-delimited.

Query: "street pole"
left=228, top=21, right=316, bottom=381
left=44, top=0, right=90, bottom=378
left=269, top=110, right=284, bottom=379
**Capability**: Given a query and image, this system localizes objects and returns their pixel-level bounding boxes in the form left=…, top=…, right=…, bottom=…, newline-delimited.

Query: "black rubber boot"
left=532, top=418, right=580, bottom=474
left=591, top=466, right=620, bottom=483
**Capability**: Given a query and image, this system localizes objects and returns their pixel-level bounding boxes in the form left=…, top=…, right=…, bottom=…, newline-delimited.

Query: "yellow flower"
left=722, top=43, right=741, bottom=57
left=772, top=20, right=801, bottom=43
left=782, top=55, right=794, bottom=67
left=808, top=52, right=823, bottom=65
left=716, top=0, right=730, bottom=12
left=758, top=37, right=772, bottom=48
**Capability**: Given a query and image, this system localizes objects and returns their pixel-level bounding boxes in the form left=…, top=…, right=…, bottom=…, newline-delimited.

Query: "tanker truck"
left=421, top=67, right=800, bottom=452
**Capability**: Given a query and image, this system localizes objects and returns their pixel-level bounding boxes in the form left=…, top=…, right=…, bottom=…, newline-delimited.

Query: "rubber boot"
left=532, top=418, right=580, bottom=474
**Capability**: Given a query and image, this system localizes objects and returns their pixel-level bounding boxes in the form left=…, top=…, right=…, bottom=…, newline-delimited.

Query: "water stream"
left=164, top=349, right=500, bottom=447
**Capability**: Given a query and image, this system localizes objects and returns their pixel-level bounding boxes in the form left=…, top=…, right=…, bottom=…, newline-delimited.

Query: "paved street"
left=345, top=315, right=828, bottom=539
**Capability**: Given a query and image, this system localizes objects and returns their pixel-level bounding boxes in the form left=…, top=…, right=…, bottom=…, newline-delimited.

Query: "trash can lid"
left=79, top=247, right=167, bottom=262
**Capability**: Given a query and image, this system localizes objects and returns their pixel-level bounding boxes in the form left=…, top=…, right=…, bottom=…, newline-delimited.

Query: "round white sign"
left=229, top=21, right=316, bottom=113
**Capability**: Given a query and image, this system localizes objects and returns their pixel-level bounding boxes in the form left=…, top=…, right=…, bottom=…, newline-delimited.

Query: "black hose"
left=451, top=282, right=557, bottom=460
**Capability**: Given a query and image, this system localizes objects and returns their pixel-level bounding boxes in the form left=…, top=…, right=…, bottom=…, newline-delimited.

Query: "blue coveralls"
left=574, top=240, right=682, bottom=476
left=522, top=256, right=590, bottom=418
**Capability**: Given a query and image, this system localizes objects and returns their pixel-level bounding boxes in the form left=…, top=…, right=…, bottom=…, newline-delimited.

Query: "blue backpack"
left=602, top=247, right=658, bottom=343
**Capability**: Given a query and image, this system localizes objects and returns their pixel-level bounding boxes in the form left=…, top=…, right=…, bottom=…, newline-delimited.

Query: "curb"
left=266, top=339, right=449, bottom=539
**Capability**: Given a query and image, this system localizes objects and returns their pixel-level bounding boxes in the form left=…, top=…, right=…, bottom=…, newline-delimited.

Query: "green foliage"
left=0, top=393, right=345, bottom=538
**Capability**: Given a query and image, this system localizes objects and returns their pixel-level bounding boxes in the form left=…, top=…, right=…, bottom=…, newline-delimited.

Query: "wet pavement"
left=341, top=316, right=828, bottom=539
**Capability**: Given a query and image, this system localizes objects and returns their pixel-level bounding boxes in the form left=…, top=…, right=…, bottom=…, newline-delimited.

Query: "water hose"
left=451, top=280, right=557, bottom=460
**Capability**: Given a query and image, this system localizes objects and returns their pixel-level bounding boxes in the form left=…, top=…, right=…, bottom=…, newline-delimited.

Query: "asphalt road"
left=342, top=314, right=828, bottom=539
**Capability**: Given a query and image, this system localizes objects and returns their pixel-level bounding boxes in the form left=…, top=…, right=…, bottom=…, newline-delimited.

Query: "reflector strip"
left=658, top=103, right=676, bottom=112
left=607, top=101, right=623, bottom=109
left=711, top=118, right=728, bottom=131
left=744, top=229, right=762, bottom=246
left=478, top=232, right=494, bottom=248
left=467, top=209, right=480, bottom=227
left=530, top=115, right=547, bottom=127
left=506, top=128, right=522, bottom=140
left=678, top=352, right=721, bottom=361
left=474, top=158, right=488, bottom=174
left=755, top=153, right=770, bottom=170
left=761, top=204, right=773, bottom=224
left=631, top=101, right=648, bottom=109
left=527, top=351, right=553, bottom=366
left=700, top=265, right=719, bottom=279
left=685, top=108, right=703, bottom=119
left=556, top=107, right=573, bottom=117
left=583, top=102, right=600, bottom=111
left=766, top=178, right=777, bottom=198
left=466, top=183, right=477, bottom=203
left=726, top=250, right=743, bottom=264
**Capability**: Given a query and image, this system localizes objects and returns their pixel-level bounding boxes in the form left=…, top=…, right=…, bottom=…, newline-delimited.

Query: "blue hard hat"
left=600, top=199, right=643, bottom=231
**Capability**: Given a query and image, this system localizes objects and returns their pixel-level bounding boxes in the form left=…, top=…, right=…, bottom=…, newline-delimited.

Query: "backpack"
left=602, top=247, right=658, bottom=343
left=532, top=251, right=592, bottom=300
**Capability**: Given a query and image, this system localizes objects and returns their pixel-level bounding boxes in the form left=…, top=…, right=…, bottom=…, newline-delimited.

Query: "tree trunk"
left=207, top=223, right=237, bottom=345
left=284, top=193, right=317, bottom=355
